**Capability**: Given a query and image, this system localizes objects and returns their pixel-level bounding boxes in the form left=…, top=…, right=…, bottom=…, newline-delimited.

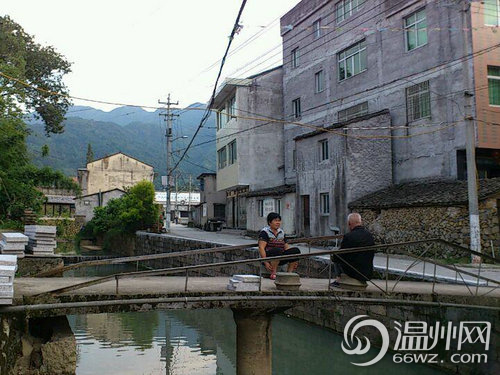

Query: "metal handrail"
left=31, top=238, right=500, bottom=298
left=35, top=235, right=343, bottom=277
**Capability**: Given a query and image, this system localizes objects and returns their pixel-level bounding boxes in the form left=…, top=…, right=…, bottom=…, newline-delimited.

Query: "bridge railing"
left=35, top=235, right=343, bottom=277
left=32, top=238, right=500, bottom=299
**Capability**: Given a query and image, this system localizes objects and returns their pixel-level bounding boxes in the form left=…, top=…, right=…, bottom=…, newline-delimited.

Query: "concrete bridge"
left=2, top=236, right=499, bottom=375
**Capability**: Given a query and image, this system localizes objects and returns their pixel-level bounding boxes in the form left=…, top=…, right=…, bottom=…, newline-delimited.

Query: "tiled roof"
left=45, top=195, right=76, bottom=204
left=294, top=109, right=390, bottom=141
left=349, top=178, right=500, bottom=209
left=242, top=184, right=296, bottom=198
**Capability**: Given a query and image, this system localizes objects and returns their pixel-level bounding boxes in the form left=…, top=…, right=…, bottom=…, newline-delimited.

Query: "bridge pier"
left=232, top=308, right=275, bottom=375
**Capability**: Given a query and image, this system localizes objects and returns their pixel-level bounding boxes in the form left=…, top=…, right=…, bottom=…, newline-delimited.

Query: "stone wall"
left=8, top=316, right=77, bottom=375
left=356, top=197, right=500, bottom=259
left=135, top=232, right=332, bottom=279
left=39, top=216, right=84, bottom=240
left=17, top=258, right=64, bottom=277
left=289, top=299, right=499, bottom=375
left=0, top=314, right=25, bottom=374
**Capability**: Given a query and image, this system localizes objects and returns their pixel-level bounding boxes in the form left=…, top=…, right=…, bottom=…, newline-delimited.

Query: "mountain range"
left=27, top=103, right=216, bottom=188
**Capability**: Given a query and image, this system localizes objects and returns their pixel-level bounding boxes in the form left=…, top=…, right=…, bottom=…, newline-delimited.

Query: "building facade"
left=279, top=0, right=500, bottom=235
left=75, top=188, right=125, bottom=222
left=154, top=192, right=200, bottom=225
left=211, top=67, right=294, bottom=232
left=192, top=173, right=226, bottom=229
left=78, top=152, right=155, bottom=196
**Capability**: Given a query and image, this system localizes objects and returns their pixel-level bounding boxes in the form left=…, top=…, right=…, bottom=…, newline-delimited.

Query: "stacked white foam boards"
left=0, top=254, right=17, bottom=305
left=227, top=275, right=261, bottom=291
left=24, top=225, right=57, bottom=256
left=0, top=232, right=28, bottom=258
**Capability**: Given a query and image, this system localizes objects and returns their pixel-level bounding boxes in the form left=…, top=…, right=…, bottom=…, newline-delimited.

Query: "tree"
left=41, top=144, right=49, bottom=157
left=82, top=181, right=159, bottom=247
left=0, top=16, right=75, bottom=222
left=0, top=15, right=71, bottom=135
left=86, top=143, right=94, bottom=164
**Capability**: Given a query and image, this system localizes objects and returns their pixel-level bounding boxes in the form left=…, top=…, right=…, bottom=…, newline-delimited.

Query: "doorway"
left=301, top=195, right=310, bottom=237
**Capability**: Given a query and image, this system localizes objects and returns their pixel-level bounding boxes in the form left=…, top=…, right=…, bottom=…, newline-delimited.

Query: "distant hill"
left=27, top=104, right=216, bottom=188
left=66, top=102, right=206, bottom=127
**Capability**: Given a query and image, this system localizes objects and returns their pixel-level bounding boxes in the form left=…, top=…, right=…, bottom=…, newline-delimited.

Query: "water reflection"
left=68, top=310, right=446, bottom=375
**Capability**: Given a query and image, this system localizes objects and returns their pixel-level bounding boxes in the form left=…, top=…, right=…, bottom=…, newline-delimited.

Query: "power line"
left=227, top=0, right=409, bottom=78
left=295, top=42, right=500, bottom=120
left=228, top=0, right=495, bottom=82
left=170, top=81, right=493, bottom=153
left=199, top=15, right=281, bottom=74
left=170, top=0, right=248, bottom=175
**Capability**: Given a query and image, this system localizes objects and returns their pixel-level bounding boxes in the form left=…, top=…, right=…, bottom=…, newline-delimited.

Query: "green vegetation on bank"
left=79, top=181, right=159, bottom=249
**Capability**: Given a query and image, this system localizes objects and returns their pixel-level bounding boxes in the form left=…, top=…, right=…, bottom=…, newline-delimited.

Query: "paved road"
left=164, top=225, right=500, bottom=285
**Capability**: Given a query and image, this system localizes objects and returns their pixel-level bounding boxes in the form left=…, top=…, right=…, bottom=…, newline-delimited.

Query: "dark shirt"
left=334, top=225, right=375, bottom=281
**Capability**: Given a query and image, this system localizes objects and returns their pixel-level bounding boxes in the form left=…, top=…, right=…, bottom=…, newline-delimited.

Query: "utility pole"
left=465, top=91, right=481, bottom=263
left=188, top=174, right=192, bottom=221
left=159, top=94, right=179, bottom=232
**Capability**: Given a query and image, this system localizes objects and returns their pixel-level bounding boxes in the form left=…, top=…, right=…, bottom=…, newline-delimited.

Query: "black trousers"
left=265, top=247, right=301, bottom=265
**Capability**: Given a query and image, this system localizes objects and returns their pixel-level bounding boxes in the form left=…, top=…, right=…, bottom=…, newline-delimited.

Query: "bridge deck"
left=14, top=277, right=500, bottom=299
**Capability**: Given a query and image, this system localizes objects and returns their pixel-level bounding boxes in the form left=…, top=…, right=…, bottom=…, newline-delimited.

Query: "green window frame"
left=335, top=0, right=365, bottom=23
left=338, top=40, right=367, bottom=81
left=404, top=8, right=428, bottom=51
left=488, top=66, right=500, bottom=106
left=485, top=0, right=500, bottom=26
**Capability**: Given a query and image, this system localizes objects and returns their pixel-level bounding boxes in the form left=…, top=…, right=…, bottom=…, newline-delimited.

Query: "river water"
left=66, top=309, right=446, bottom=375
left=58, top=244, right=446, bottom=375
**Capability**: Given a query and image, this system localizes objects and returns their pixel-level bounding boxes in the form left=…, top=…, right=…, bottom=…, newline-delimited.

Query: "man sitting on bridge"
left=258, top=212, right=301, bottom=280
left=331, top=212, right=375, bottom=287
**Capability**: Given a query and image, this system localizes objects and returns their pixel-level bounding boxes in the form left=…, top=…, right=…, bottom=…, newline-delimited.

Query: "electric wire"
left=170, top=0, right=248, bottom=175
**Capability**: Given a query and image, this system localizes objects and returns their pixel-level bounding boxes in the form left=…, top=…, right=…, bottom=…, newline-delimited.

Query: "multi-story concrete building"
left=211, top=66, right=296, bottom=234
left=78, top=152, right=155, bottom=196
left=280, top=0, right=500, bottom=235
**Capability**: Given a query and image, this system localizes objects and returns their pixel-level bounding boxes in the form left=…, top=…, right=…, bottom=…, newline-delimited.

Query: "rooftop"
left=349, top=178, right=500, bottom=209
left=294, top=110, right=390, bottom=141
left=242, top=184, right=296, bottom=198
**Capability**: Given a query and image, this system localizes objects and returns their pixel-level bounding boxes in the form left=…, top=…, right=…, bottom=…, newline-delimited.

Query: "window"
left=315, top=70, right=325, bottom=93
left=313, top=19, right=322, bottom=38
left=488, top=66, right=500, bottom=106
left=338, top=102, right=368, bottom=122
left=406, top=81, right=431, bottom=121
left=292, top=98, right=301, bottom=118
left=258, top=200, right=264, bottom=217
left=217, top=147, right=227, bottom=169
left=228, top=140, right=237, bottom=164
left=336, top=0, right=365, bottom=23
left=338, top=40, right=366, bottom=81
left=216, top=110, right=227, bottom=130
left=275, top=199, right=282, bottom=215
left=319, top=139, right=329, bottom=161
left=404, top=8, right=427, bottom=51
left=292, top=149, right=297, bottom=171
left=485, top=0, right=500, bottom=26
left=320, top=193, right=330, bottom=215
left=228, top=96, right=236, bottom=119
left=199, top=179, right=205, bottom=192
left=291, top=47, right=299, bottom=68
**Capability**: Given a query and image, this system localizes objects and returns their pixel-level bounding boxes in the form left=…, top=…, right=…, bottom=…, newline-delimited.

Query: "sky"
left=2, top=0, right=301, bottom=111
